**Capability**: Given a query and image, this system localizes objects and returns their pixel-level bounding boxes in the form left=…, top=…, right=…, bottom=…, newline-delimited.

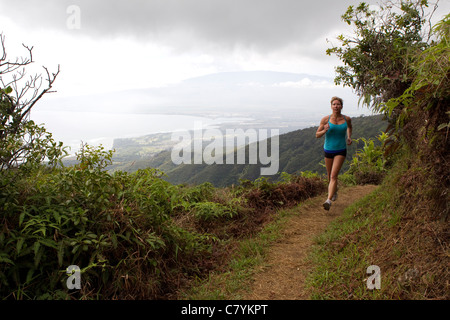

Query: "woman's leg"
left=327, top=155, right=346, bottom=201
left=325, top=156, right=333, bottom=182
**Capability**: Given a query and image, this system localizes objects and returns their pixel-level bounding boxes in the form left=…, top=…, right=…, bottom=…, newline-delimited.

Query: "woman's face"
left=331, top=100, right=343, bottom=113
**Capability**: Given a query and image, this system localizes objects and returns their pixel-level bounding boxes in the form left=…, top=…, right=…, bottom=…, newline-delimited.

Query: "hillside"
left=110, top=114, right=387, bottom=186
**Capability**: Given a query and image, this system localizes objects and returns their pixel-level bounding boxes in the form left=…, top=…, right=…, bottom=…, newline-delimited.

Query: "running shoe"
left=323, top=199, right=332, bottom=211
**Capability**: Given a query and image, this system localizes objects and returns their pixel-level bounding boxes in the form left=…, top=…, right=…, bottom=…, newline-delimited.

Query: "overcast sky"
left=0, top=1, right=448, bottom=151
left=0, top=0, right=370, bottom=95
left=1, top=0, right=448, bottom=95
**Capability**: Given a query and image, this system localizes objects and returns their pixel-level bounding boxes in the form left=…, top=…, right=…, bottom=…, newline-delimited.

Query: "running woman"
left=316, top=96, right=352, bottom=210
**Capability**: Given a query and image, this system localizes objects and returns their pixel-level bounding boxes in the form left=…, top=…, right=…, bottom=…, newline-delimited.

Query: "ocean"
left=31, top=110, right=252, bottom=155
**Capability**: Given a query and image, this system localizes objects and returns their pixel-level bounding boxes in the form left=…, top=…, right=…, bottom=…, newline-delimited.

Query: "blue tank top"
left=324, top=115, right=347, bottom=152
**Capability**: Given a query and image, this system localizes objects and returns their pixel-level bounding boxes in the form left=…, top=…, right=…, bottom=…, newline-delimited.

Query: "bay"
left=31, top=110, right=251, bottom=154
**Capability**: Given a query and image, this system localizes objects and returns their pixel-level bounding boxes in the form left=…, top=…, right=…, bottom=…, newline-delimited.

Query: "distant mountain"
left=118, top=70, right=366, bottom=116
left=43, top=71, right=337, bottom=112
left=181, top=71, right=333, bottom=86
left=109, top=114, right=387, bottom=187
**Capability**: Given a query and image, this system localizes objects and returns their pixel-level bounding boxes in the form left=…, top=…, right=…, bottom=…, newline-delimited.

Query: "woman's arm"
left=316, top=117, right=329, bottom=138
left=346, top=116, right=352, bottom=145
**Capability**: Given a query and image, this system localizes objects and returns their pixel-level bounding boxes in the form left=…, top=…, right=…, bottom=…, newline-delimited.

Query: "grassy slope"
left=178, top=148, right=448, bottom=300
left=306, top=150, right=448, bottom=299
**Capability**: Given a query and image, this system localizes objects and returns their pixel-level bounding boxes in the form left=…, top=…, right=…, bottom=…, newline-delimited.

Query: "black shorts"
left=324, top=149, right=347, bottom=159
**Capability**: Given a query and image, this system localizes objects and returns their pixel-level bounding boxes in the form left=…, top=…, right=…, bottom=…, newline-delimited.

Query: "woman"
left=316, top=96, right=352, bottom=210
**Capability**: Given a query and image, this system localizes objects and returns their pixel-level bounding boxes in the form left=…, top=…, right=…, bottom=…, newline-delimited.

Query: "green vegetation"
left=0, top=139, right=327, bottom=298
left=307, top=0, right=449, bottom=299
left=347, top=132, right=389, bottom=185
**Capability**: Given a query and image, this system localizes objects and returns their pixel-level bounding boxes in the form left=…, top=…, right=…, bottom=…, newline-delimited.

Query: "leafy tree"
left=0, top=33, right=65, bottom=183
left=384, top=12, right=449, bottom=130
left=329, top=0, right=449, bottom=218
left=326, top=0, right=439, bottom=111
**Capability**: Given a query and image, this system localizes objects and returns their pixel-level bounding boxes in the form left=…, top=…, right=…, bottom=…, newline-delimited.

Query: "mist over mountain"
left=181, top=71, right=332, bottom=86
left=127, top=71, right=362, bottom=115
left=41, top=71, right=369, bottom=116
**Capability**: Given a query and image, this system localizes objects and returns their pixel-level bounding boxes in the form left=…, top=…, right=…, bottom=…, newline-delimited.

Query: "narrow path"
left=244, top=184, right=377, bottom=300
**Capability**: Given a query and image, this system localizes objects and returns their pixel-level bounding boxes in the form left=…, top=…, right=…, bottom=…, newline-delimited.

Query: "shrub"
left=190, top=202, right=238, bottom=222
left=347, top=133, right=388, bottom=185
left=0, top=144, right=213, bottom=299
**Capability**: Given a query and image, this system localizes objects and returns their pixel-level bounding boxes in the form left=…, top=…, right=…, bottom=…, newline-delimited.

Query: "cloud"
left=1, top=0, right=368, bottom=54
left=273, top=78, right=335, bottom=89
left=3, top=0, right=448, bottom=59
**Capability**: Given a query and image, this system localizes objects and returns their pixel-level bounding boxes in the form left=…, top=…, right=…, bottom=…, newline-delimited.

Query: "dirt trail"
left=244, top=184, right=377, bottom=300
